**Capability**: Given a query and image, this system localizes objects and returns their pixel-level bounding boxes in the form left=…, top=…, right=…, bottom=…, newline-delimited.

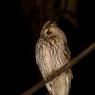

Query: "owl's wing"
left=45, top=39, right=73, bottom=95
left=62, top=36, right=73, bottom=79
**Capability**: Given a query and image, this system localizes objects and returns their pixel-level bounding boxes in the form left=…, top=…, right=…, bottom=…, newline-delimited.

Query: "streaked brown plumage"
left=35, top=21, right=73, bottom=95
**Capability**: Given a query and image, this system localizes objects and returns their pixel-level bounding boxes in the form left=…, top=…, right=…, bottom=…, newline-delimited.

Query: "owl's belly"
left=41, top=46, right=64, bottom=78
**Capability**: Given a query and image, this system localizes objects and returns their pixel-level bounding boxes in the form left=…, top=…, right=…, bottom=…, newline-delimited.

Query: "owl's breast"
left=36, top=38, right=69, bottom=79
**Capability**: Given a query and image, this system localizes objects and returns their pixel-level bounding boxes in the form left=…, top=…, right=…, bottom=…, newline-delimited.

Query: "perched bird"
left=35, top=21, right=73, bottom=95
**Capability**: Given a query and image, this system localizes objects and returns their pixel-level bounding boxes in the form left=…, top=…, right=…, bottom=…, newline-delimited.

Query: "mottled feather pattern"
left=35, top=21, right=73, bottom=95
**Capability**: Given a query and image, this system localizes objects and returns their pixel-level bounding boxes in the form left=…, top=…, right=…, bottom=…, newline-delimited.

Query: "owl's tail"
left=45, top=72, right=72, bottom=95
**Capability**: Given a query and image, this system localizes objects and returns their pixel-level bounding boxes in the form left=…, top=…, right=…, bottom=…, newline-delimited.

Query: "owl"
left=35, top=21, right=73, bottom=95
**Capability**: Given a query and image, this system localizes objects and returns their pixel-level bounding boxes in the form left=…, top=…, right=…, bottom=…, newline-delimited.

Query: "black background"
left=1, top=0, right=95, bottom=95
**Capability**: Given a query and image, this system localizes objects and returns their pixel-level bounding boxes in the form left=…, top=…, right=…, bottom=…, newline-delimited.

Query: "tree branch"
left=20, top=43, right=95, bottom=95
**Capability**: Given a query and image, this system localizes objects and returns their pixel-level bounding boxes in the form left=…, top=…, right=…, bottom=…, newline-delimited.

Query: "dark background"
left=1, top=0, right=95, bottom=95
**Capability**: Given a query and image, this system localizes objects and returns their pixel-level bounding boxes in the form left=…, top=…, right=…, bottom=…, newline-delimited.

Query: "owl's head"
left=40, top=21, right=64, bottom=39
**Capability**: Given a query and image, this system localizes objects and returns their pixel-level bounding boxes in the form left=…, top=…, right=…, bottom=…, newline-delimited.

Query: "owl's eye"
left=47, top=31, right=51, bottom=35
